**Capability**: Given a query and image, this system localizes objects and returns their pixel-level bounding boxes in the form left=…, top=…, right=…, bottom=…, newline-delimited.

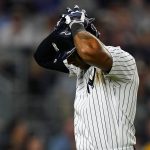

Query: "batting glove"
left=62, top=5, right=94, bottom=28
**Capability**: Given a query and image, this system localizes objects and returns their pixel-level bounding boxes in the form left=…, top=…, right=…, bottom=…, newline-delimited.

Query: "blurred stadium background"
left=0, top=0, right=150, bottom=149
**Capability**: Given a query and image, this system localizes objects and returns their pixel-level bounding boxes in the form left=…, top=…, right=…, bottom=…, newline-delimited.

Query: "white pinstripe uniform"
left=64, top=46, right=139, bottom=150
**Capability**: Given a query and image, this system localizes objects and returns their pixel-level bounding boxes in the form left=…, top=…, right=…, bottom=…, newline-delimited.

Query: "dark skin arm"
left=73, top=30, right=113, bottom=73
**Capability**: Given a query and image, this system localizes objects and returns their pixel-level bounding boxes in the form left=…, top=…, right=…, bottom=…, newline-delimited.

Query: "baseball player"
left=34, top=5, right=139, bottom=150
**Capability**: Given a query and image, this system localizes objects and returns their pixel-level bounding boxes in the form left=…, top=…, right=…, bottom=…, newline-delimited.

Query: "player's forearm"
left=74, top=30, right=103, bottom=61
left=71, top=23, right=112, bottom=72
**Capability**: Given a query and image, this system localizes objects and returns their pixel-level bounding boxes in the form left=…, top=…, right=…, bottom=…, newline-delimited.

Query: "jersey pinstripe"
left=63, top=46, right=139, bottom=150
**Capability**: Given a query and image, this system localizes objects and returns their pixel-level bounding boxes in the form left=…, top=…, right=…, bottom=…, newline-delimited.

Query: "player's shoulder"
left=105, top=45, right=136, bottom=62
left=105, top=45, right=133, bottom=56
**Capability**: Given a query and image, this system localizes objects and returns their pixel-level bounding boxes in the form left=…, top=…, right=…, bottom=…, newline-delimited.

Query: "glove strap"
left=71, top=23, right=85, bottom=37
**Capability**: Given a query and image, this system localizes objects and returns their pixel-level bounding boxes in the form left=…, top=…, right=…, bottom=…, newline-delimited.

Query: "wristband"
left=70, top=23, right=86, bottom=37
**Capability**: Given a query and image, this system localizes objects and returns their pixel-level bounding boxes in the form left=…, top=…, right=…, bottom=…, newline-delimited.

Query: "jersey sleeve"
left=63, top=59, right=80, bottom=77
left=105, top=46, right=137, bottom=82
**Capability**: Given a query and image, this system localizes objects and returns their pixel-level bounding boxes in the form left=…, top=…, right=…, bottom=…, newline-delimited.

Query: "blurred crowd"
left=0, top=0, right=150, bottom=149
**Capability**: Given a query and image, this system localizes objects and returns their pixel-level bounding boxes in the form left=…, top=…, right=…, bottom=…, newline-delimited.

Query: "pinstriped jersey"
left=63, top=46, right=139, bottom=150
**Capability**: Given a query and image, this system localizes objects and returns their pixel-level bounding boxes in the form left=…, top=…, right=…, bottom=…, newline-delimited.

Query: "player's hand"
left=51, top=14, right=73, bottom=44
left=62, top=5, right=94, bottom=28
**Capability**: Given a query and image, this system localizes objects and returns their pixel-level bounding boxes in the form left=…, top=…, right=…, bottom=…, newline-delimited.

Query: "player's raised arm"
left=63, top=6, right=113, bottom=73
left=72, top=27, right=112, bottom=73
